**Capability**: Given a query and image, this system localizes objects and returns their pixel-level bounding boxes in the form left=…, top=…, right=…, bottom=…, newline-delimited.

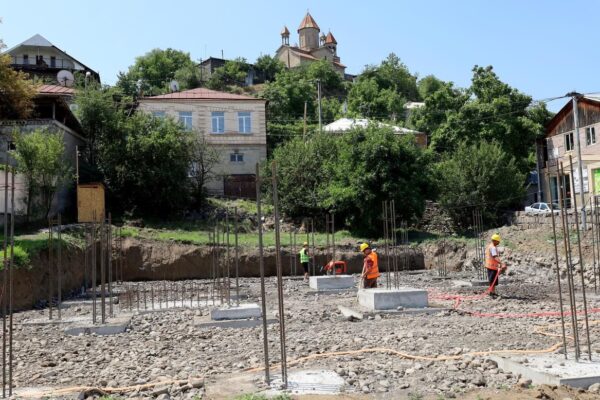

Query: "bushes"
left=269, top=125, right=433, bottom=236
left=436, top=141, right=525, bottom=229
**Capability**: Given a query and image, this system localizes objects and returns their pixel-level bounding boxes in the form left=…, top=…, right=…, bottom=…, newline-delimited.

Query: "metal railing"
left=10, top=56, right=74, bottom=69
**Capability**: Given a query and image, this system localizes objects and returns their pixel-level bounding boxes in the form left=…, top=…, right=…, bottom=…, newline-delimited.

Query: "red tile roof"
left=325, top=32, right=337, bottom=44
left=142, top=88, right=265, bottom=101
left=298, top=12, right=320, bottom=31
left=37, top=84, right=75, bottom=95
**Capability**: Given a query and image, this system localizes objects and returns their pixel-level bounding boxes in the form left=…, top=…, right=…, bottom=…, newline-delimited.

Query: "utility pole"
left=303, top=101, right=307, bottom=141
left=317, top=79, right=322, bottom=134
left=568, top=92, right=587, bottom=229
left=75, top=145, right=79, bottom=185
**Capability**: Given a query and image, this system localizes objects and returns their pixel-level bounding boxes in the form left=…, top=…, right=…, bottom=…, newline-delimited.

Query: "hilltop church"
left=275, top=12, right=346, bottom=76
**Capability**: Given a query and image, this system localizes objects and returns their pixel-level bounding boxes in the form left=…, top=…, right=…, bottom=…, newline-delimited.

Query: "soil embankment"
left=11, top=237, right=427, bottom=311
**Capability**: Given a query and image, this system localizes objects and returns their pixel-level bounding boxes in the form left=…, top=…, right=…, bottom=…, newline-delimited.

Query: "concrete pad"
left=374, top=307, right=451, bottom=315
left=267, top=370, right=345, bottom=395
left=490, top=354, right=600, bottom=389
left=309, top=275, right=355, bottom=291
left=210, top=303, right=261, bottom=320
left=195, top=316, right=277, bottom=329
left=470, top=279, right=490, bottom=287
left=22, top=315, right=93, bottom=326
left=358, top=288, right=428, bottom=311
left=338, top=305, right=363, bottom=321
left=64, top=315, right=132, bottom=336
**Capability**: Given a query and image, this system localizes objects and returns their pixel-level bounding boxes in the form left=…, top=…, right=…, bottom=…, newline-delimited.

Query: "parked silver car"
left=524, top=202, right=560, bottom=216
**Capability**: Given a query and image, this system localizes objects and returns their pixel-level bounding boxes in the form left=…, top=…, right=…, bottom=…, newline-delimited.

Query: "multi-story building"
left=275, top=12, right=346, bottom=76
left=0, top=85, right=85, bottom=217
left=537, top=96, right=600, bottom=207
left=137, top=88, right=267, bottom=198
left=5, top=34, right=100, bottom=83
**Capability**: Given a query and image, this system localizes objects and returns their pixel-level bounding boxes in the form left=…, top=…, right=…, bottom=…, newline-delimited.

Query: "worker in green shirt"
left=299, top=242, right=310, bottom=282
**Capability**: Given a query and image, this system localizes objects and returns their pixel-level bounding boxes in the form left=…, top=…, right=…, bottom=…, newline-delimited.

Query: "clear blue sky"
left=2, top=0, right=599, bottom=111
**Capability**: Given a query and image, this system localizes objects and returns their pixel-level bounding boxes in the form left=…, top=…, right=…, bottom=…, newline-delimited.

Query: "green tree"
left=347, top=53, right=421, bottom=120
left=116, top=48, right=196, bottom=96
left=436, top=141, right=525, bottom=228
left=189, top=134, right=220, bottom=207
left=261, top=68, right=316, bottom=121
left=323, top=125, right=433, bottom=235
left=74, top=83, right=128, bottom=165
left=255, top=55, right=284, bottom=82
left=207, top=58, right=249, bottom=91
left=417, top=75, right=445, bottom=100
left=413, top=66, right=546, bottom=172
left=99, top=113, right=193, bottom=216
left=347, top=77, right=406, bottom=120
left=173, top=63, right=203, bottom=90
left=13, top=129, right=72, bottom=221
left=267, top=133, right=339, bottom=218
left=0, top=54, right=37, bottom=119
left=306, top=60, right=344, bottom=94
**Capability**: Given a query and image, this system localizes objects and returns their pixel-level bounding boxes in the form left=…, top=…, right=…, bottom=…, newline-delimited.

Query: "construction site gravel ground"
left=11, top=273, right=600, bottom=399
left=9, top=224, right=600, bottom=399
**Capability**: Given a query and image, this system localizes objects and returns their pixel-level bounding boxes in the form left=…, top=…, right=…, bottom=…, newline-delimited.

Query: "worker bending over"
left=299, top=242, right=310, bottom=282
left=485, top=233, right=507, bottom=296
left=360, top=243, right=380, bottom=288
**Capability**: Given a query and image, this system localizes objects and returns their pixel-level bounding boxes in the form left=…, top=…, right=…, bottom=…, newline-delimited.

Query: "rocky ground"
left=11, top=259, right=600, bottom=400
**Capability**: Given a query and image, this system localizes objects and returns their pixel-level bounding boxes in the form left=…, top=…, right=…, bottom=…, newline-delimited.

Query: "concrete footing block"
left=309, top=275, right=355, bottom=291
left=195, top=317, right=276, bottom=329
left=210, top=303, right=262, bottom=321
left=64, top=315, right=132, bottom=336
left=357, top=288, right=428, bottom=311
left=490, top=354, right=600, bottom=389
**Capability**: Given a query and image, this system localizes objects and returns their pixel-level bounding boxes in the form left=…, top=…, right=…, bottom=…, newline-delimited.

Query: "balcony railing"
left=11, top=56, right=74, bottom=69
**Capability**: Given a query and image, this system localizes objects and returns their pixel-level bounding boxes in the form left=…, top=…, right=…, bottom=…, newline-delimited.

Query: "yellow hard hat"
left=359, top=242, right=370, bottom=252
left=303, top=241, right=309, bottom=246
left=491, top=234, right=501, bottom=242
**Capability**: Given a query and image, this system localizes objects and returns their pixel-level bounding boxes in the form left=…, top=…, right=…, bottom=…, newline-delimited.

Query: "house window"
left=152, top=111, right=166, bottom=119
left=50, top=56, right=56, bottom=68
left=179, top=111, right=192, bottom=130
left=212, top=112, right=225, bottom=133
left=238, top=112, right=252, bottom=133
left=230, top=151, right=244, bottom=163
left=565, top=132, right=574, bottom=151
left=22, top=54, right=29, bottom=65
left=586, top=127, right=596, bottom=146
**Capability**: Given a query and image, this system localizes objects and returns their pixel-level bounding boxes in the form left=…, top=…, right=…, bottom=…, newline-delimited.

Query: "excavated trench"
left=11, top=237, right=437, bottom=311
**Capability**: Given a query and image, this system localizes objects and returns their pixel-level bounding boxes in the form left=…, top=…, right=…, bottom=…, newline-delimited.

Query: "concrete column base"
left=309, top=275, right=355, bottom=291
left=357, top=288, right=428, bottom=311
left=210, top=303, right=262, bottom=321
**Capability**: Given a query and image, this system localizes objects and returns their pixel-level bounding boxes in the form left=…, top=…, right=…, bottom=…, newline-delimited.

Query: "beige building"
left=275, top=12, right=346, bottom=75
left=538, top=96, right=600, bottom=208
left=137, top=88, right=267, bottom=198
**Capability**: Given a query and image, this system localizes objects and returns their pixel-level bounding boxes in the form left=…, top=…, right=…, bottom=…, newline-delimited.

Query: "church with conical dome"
left=275, top=12, right=346, bottom=75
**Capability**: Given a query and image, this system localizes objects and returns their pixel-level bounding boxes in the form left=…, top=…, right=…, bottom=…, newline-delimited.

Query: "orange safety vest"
left=364, top=251, right=380, bottom=279
left=485, top=243, right=500, bottom=270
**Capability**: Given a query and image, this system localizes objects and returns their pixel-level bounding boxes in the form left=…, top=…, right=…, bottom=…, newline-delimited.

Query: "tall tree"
left=412, top=66, right=546, bottom=171
left=74, top=83, right=128, bottom=165
left=417, top=75, right=445, bottom=100
left=254, top=55, right=284, bottom=82
left=436, top=141, right=525, bottom=228
left=347, top=53, right=418, bottom=120
left=116, top=48, right=196, bottom=96
left=0, top=54, right=37, bottom=119
left=13, top=129, right=72, bottom=221
left=206, top=57, right=249, bottom=91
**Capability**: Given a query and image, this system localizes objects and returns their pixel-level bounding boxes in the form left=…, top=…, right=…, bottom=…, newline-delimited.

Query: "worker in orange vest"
left=485, top=233, right=507, bottom=296
left=360, top=243, right=380, bottom=288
